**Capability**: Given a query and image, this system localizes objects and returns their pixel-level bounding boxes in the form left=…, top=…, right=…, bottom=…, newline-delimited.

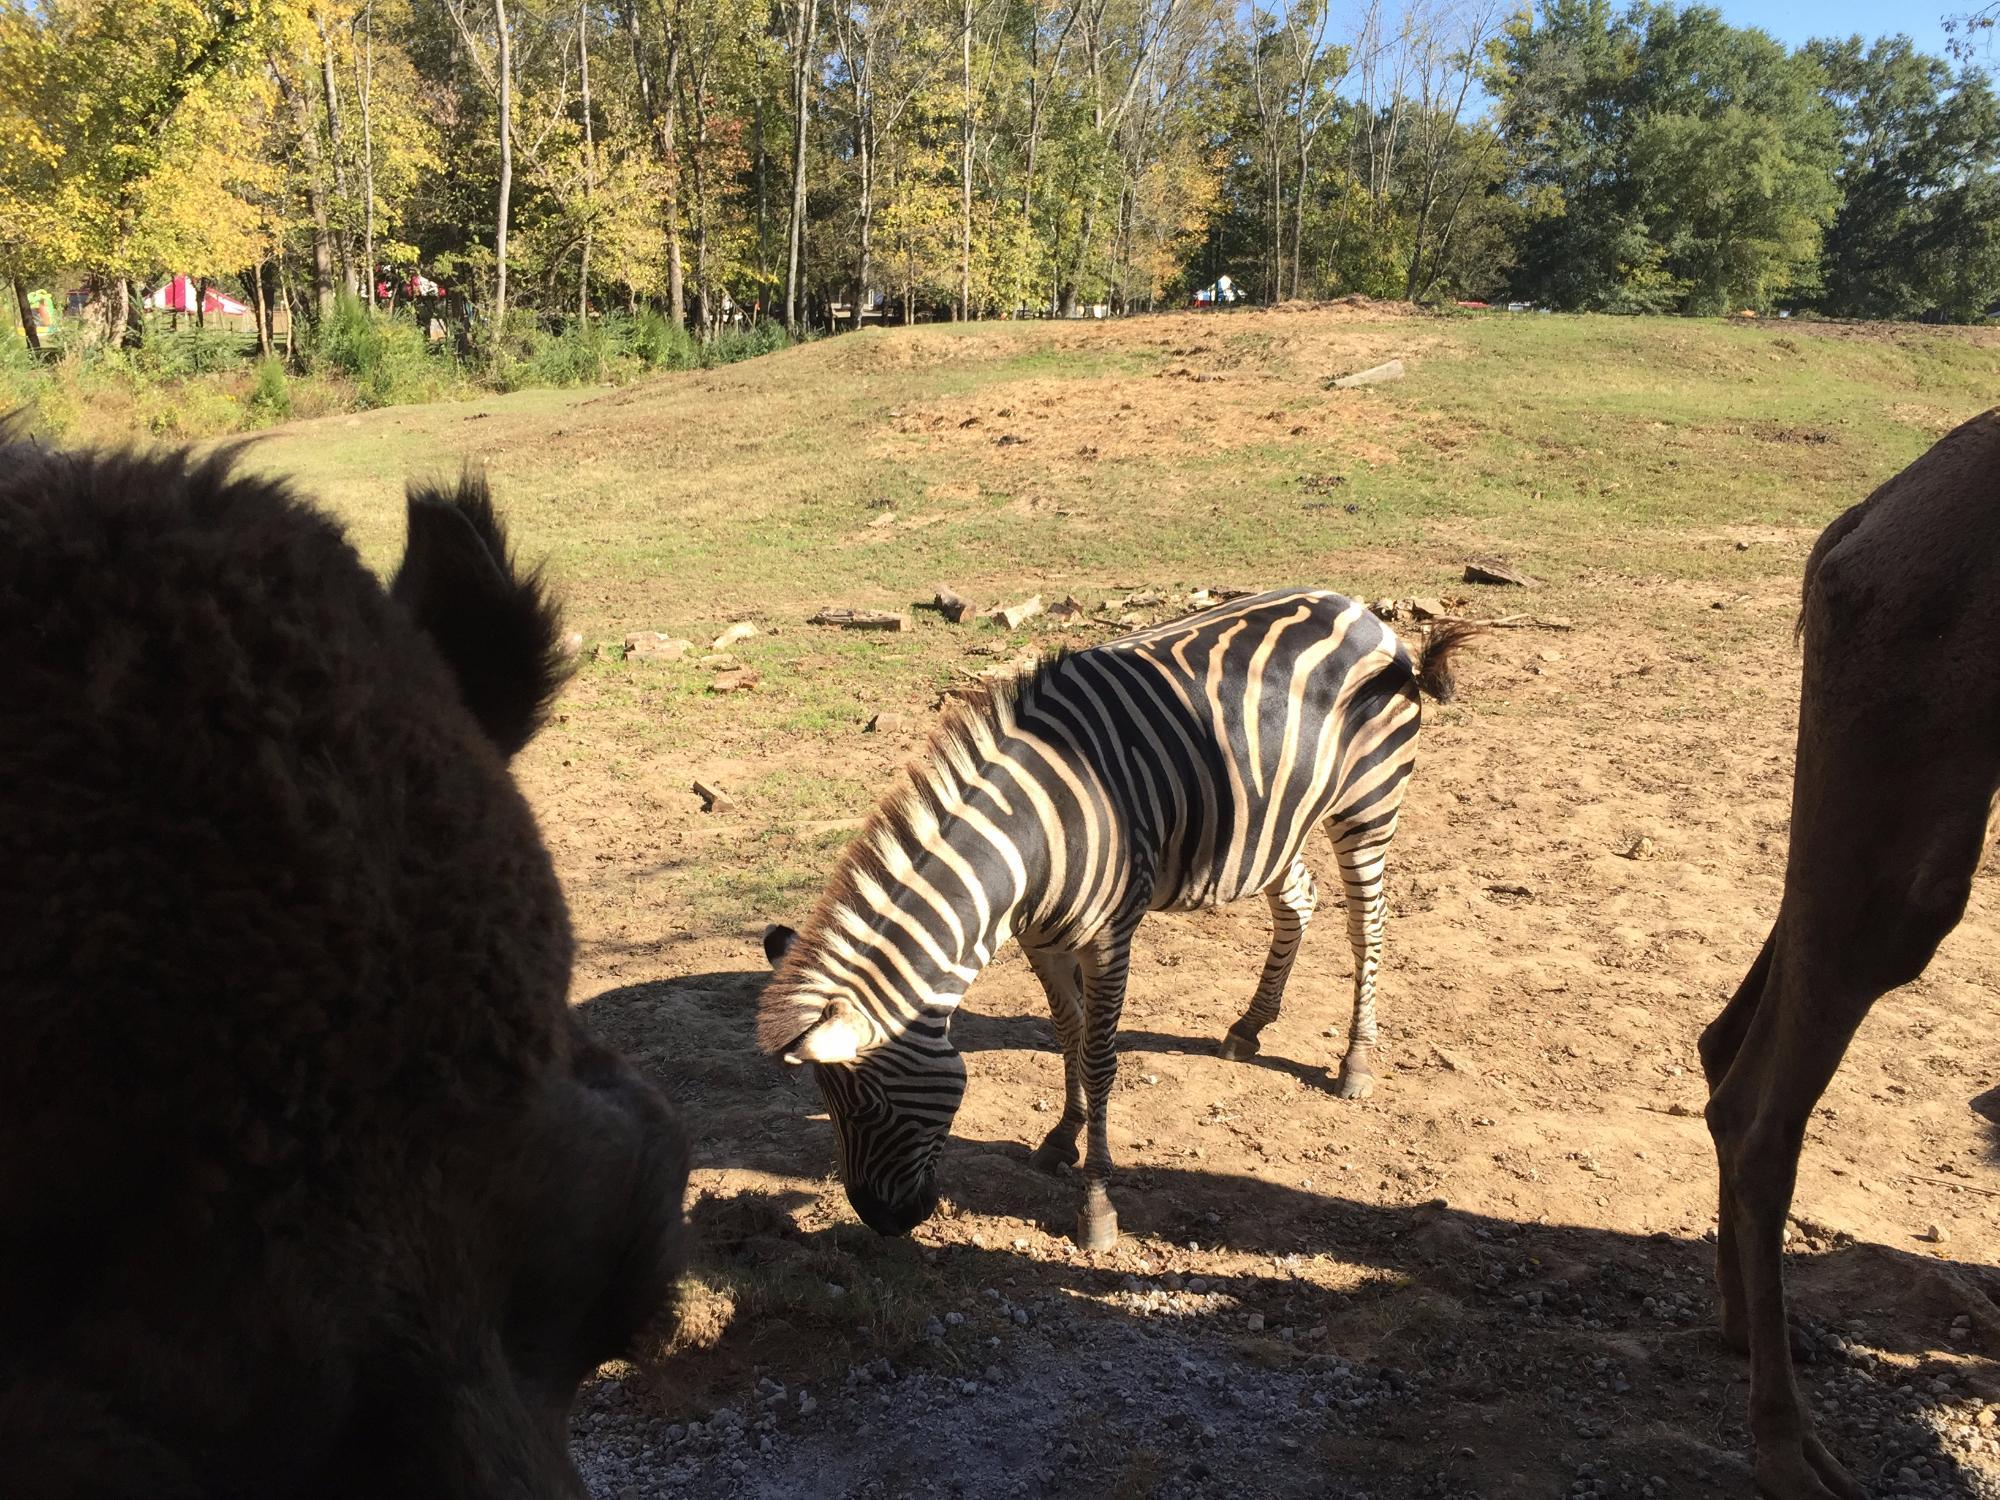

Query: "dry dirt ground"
left=566, top=596, right=2000, bottom=1500
left=259, top=305, right=2000, bottom=1498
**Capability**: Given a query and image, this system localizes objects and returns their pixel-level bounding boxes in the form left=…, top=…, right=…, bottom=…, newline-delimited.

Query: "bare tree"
left=784, top=0, right=821, bottom=327
left=1398, top=0, right=1501, bottom=301
left=578, top=0, right=595, bottom=319
left=354, top=1, right=378, bottom=306
left=444, top=0, right=520, bottom=337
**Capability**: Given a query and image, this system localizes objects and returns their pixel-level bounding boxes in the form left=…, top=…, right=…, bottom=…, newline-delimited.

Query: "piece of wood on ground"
left=1331, top=358, right=1405, bottom=389
left=692, top=779, right=736, bottom=814
left=1047, top=595, right=1085, bottom=620
left=810, top=606, right=914, bottom=632
left=708, top=668, right=760, bottom=694
left=1464, top=558, right=1539, bottom=588
left=984, top=594, right=1043, bottom=630
left=931, top=587, right=973, bottom=623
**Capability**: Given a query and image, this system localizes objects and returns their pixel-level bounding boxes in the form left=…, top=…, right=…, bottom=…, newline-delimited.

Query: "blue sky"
left=1722, top=0, right=1968, bottom=62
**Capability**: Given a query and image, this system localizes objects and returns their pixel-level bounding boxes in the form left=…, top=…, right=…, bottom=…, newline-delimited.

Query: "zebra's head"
left=758, top=924, right=965, bottom=1236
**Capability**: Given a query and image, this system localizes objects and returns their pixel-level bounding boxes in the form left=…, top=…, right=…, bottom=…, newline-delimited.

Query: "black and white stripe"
left=758, top=588, right=1472, bottom=1248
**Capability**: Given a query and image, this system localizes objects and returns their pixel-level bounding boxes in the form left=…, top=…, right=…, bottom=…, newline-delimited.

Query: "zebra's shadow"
left=578, top=970, right=2000, bottom=1498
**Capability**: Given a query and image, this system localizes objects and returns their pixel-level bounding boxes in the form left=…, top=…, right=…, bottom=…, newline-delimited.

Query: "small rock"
left=1121, top=589, right=1165, bottom=608
left=700, top=653, right=740, bottom=669
left=1047, top=595, right=1085, bottom=620
left=713, top=621, right=759, bottom=651
left=710, top=668, right=760, bottom=694
left=1735, top=540, right=1751, bottom=551
left=1409, top=596, right=1447, bottom=620
left=1921, top=1223, right=1949, bottom=1244
left=560, top=630, right=584, bottom=657
left=932, top=587, right=973, bottom=624
left=1620, top=834, right=1656, bottom=860
left=866, top=712, right=908, bottom=734
left=624, top=631, right=692, bottom=663
left=1246, top=1312, right=1265, bottom=1332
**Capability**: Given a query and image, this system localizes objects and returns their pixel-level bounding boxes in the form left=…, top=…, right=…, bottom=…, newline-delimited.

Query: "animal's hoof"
left=1075, top=1206, right=1120, bottom=1252
left=1030, top=1136, right=1079, bottom=1174
left=1754, top=1437, right=1865, bottom=1500
left=1333, top=1061, right=1375, bottom=1100
left=1219, top=1028, right=1260, bottom=1062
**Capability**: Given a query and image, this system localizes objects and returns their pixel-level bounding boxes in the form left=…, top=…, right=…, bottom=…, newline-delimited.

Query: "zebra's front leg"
left=1331, top=837, right=1390, bottom=1100
left=1221, top=857, right=1317, bottom=1062
left=1025, top=948, right=1087, bottom=1172
left=1073, top=926, right=1137, bottom=1252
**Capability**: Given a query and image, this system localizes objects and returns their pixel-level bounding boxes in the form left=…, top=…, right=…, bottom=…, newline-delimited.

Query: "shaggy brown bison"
left=0, top=442, right=689, bottom=1497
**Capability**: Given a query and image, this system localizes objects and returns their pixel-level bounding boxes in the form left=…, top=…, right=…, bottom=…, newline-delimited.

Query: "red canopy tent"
left=146, top=275, right=249, bottom=315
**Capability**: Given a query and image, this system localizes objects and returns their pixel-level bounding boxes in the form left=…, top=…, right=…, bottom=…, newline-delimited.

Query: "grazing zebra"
left=758, top=589, right=1474, bottom=1249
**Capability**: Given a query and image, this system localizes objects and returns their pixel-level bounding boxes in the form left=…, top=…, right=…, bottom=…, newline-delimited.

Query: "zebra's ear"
left=762, top=924, right=798, bottom=968
left=782, top=997, right=866, bottom=1067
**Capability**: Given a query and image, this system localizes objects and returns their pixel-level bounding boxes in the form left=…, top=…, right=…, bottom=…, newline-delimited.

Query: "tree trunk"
left=784, top=0, right=818, bottom=329
left=113, top=277, right=131, bottom=346
left=958, top=0, right=972, bottom=321
left=250, top=262, right=274, bottom=357
left=578, top=0, right=595, bottom=321
left=493, top=0, right=514, bottom=337
left=660, top=14, right=684, bottom=327
left=852, top=126, right=871, bottom=332
left=12, top=276, right=40, bottom=353
left=358, top=3, right=377, bottom=306
left=316, top=12, right=357, bottom=293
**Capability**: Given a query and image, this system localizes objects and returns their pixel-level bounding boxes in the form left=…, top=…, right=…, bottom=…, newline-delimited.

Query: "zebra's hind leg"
left=1025, top=948, right=1087, bottom=1173
left=1221, top=856, right=1318, bottom=1062
left=1328, top=823, right=1395, bottom=1101
left=1073, top=924, right=1139, bottom=1252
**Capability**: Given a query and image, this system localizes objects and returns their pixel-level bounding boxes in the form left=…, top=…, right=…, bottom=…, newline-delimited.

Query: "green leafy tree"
left=1809, top=34, right=2000, bottom=321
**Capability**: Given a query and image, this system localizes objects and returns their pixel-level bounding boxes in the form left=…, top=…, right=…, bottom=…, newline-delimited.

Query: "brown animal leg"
left=1706, top=938, right=1875, bottom=1500
left=1708, top=794, right=1990, bottom=1499
left=1699, top=931, right=1774, bottom=1353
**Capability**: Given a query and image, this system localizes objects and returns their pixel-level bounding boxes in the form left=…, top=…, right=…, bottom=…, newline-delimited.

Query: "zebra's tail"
left=1414, top=619, right=1481, bottom=703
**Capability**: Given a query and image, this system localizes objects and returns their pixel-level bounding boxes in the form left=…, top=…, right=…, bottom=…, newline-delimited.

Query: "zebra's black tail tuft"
left=1414, top=619, right=1481, bottom=703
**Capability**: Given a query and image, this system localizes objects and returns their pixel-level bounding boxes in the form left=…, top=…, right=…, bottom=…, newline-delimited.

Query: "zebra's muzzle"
left=848, top=1178, right=939, bottom=1236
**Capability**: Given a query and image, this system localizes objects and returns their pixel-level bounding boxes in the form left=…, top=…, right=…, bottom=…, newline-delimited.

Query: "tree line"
left=2, top=0, right=1996, bottom=360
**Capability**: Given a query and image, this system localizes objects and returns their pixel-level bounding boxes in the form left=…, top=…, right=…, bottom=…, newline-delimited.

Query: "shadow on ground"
left=575, top=970, right=2000, bottom=1499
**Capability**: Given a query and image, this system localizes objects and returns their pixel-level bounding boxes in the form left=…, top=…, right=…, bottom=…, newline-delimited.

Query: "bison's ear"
left=391, top=473, right=569, bottom=758
left=781, top=996, right=867, bottom=1066
left=762, top=924, right=798, bottom=967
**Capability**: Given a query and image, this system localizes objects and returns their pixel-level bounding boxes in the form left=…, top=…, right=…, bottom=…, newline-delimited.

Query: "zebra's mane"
left=755, top=650, right=1077, bottom=1055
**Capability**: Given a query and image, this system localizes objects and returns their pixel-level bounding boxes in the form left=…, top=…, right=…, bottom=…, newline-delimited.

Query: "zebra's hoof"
left=1219, top=1028, right=1260, bottom=1062
left=1333, top=1061, right=1376, bottom=1100
left=1075, top=1206, right=1120, bottom=1252
left=1029, top=1136, right=1079, bottom=1173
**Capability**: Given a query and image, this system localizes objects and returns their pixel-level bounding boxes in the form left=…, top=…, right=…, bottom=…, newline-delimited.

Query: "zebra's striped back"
left=759, top=588, right=1465, bottom=1239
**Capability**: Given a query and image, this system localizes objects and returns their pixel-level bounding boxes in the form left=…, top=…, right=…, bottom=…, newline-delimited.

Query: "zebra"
left=757, top=588, right=1474, bottom=1250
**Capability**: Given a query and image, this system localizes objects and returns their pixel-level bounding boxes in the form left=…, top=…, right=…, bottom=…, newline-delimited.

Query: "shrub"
left=248, top=359, right=293, bottom=424
left=305, top=293, right=453, bottom=408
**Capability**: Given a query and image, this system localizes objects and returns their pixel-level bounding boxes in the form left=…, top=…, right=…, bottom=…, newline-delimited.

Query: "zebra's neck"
left=782, top=698, right=1058, bottom=1039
